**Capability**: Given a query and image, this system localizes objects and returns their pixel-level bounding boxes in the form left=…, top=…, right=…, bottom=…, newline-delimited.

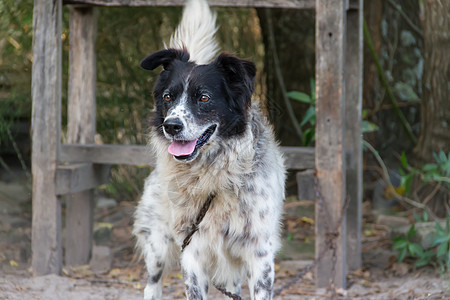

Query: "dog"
left=133, top=0, right=286, bottom=299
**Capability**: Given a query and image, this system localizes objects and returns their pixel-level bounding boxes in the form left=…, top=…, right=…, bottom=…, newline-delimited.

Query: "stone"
left=296, top=170, right=315, bottom=201
left=376, top=215, right=409, bottom=228
left=93, top=222, right=112, bottom=245
left=89, top=245, right=112, bottom=274
left=96, top=197, right=117, bottom=209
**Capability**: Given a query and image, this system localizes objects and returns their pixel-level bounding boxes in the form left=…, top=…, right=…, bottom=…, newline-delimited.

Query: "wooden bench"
left=31, top=0, right=362, bottom=288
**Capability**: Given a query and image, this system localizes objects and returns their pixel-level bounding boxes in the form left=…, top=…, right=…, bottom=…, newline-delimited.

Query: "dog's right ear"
left=140, top=49, right=190, bottom=71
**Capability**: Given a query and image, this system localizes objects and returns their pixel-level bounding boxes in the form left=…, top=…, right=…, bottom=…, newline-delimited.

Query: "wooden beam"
left=345, top=0, right=363, bottom=272
left=63, top=0, right=315, bottom=9
left=31, top=0, right=63, bottom=275
left=59, top=144, right=315, bottom=169
left=56, top=163, right=110, bottom=195
left=315, top=0, right=347, bottom=288
left=65, top=6, right=98, bottom=267
left=282, top=146, right=315, bottom=170
left=60, top=144, right=157, bottom=166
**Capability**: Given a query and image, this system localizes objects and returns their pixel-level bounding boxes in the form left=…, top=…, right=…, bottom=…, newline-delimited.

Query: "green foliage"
left=399, top=151, right=450, bottom=195
left=392, top=224, right=424, bottom=263
left=287, top=78, right=316, bottom=146
left=433, top=217, right=450, bottom=272
left=0, top=0, right=34, bottom=145
left=287, top=80, right=379, bottom=146
left=392, top=215, right=450, bottom=272
left=361, top=109, right=380, bottom=133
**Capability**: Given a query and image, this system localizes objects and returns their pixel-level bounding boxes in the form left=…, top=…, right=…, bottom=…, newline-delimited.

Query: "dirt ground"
left=0, top=169, right=449, bottom=299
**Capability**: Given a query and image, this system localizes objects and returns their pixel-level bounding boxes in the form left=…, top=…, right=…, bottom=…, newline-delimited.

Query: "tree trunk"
left=413, top=0, right=450, bottom=165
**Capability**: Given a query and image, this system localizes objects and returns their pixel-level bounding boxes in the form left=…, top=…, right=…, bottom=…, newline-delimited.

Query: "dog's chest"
left=166, top=178, right=243, bottom=236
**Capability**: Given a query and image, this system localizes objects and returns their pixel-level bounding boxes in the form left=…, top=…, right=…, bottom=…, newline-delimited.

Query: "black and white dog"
left=133, top=0, right=285, bottom=299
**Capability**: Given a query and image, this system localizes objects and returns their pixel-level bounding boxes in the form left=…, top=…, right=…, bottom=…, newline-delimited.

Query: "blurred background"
left=0, top=0, right=449, bottom=288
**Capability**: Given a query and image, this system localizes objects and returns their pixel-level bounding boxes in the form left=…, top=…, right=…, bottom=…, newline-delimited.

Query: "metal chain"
left=181, top=175, right=349, bottom=299
left=274, top=174, right=349, bottom=298
left=214, top=285, right=242, bottom=300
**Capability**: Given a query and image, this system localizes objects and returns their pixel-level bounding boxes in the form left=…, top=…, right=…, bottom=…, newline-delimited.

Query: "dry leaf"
left=300, top=216, right=314, bottom=225
left=9, top=260, right=18, bottom=267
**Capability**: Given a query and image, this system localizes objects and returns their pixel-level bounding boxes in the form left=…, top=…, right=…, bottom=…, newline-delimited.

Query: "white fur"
left=169, top=0, right=219, bottom=64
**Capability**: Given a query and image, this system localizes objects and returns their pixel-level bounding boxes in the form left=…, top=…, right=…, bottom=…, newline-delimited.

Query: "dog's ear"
left=140, top=49, right=190, bottom=71
left=213, top=53, right=256, bottom=106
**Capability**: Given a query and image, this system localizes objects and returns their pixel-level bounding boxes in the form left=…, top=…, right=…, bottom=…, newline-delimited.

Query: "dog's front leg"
left=181, top=246, right=209, bottom=300
left=139, top=229, right=170, bottom=300
left=247, top=254, right=275, bottom=300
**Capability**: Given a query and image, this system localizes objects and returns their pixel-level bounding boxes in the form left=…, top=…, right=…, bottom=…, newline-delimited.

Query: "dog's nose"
left=163, top=118, right=184, bottom=136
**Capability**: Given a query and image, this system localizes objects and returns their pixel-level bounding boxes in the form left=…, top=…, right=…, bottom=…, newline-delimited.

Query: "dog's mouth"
left=168, top=125, right=217, bottom=161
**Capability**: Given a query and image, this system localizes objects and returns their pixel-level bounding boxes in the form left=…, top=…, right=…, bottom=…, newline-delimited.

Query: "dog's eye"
left=163, top=94, right=172, bottom=102
left=200, top=95, right=210, bottom=102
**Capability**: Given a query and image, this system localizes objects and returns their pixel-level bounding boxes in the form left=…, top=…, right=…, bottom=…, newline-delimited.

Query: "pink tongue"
left=168, top=139, right=198, bottom=156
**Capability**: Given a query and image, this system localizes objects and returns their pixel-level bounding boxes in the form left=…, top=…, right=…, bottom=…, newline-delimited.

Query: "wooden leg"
left=315, top=0, right=347, bottom=288
left=65, top=6, right=98, bottom=266
left=65, top=192, right=94, bottom=265
left=31, top=0, right=63, bottom=275
left=345, top=0, right=363, bottom=272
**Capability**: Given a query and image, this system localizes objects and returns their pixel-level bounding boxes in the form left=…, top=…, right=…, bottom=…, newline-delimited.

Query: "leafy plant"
left=287, top=78, right=316, bottom=146
left=287, top=80, right=379, bottom=146
left=433, top=217, right=450, bottom=272
left=399, top=151, right=450, bottom=195
left=392, top=215, right=450, bottom=272
left=392, top=224, right=424, bottom=263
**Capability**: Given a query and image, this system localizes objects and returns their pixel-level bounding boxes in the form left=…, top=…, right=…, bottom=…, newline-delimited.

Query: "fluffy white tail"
left=169, top=0, right=219, bottom=64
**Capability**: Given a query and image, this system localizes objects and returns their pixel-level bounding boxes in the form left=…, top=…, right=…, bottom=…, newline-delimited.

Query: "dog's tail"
left=169, top=0, right=219, bottom=64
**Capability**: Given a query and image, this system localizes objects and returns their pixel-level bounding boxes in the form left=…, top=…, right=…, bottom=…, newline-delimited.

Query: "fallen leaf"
left=364, top=229, right=377, bottom=236
left=9, top=260, right=18, bottom=267
left=301, top=216, right=315, bottom=225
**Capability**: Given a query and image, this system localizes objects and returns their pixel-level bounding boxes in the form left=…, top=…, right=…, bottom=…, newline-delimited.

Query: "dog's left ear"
left=140, top=48, right=190, bottom=71
left=213, top=53, right=256, bottom=105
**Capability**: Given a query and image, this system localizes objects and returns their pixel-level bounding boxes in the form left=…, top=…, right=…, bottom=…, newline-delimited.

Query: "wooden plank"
left=315, top=0, right=347, bottom=288
left=65, top=6, right=98, bottom=266
left=60, top=144, right=315, bottom=169
left=56, top=163, right=110, bottom=195
left=63, top=0, right=315, bottom=9
left=31, top=0, right=63, bottom=275
left=60, top=144, right=156, bottom=165
left=345, top=0, right=363, bottom=272
left=281, top=146, right=315, bottom=169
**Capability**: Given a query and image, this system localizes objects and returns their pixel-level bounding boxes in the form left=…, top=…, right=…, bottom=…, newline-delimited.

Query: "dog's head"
left=141, top=49, right=256, bottom=162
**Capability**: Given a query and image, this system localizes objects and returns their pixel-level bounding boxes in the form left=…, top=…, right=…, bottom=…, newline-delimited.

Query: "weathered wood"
left=31, top=0, right=63, bottom=275
left=315, top=0, right=347, bottom=288
left=65, top=6, right=98, bottom=266
left=345, top=0, right=363, bottom=272
left=60, top=144, right=156, bottom=165
left=60, top=144, right=315, bottom=169
left=281, top=146, right=315, bottom=169
left=56, top=163, right=110, bottom=195
left=63, top=0, right=315, bottom=9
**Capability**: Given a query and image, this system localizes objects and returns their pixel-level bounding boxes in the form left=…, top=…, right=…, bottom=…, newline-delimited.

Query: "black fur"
left=141, top=49, right=256, bottom=140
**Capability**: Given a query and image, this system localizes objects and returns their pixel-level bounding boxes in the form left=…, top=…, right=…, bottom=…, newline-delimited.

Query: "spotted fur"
left=133, top=1, right=285, bottom=299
